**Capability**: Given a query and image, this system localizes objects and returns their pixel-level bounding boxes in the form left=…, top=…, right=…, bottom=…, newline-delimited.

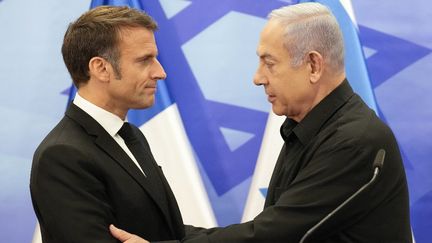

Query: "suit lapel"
left=156, top=165, right=185, bottom=237
left=65, top=104, right=176, bottom=233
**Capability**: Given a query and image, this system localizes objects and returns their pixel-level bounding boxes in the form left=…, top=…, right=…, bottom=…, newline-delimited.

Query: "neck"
left=291, top=72, right=346, bottom=122
left=77, top=87, right=128, bottom=120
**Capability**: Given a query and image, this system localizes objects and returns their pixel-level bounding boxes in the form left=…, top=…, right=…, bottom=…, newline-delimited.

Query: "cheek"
left=131, top=74, right=149, bottom=89
left=272, top=76, right=289, bottom=99
left=136, top=80, right=146, bottom=90
left=277, top=89, right=291, bottom=106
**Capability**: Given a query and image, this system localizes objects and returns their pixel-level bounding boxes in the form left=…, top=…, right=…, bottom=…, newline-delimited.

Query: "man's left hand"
left=109, top=224, right=149, bottom=243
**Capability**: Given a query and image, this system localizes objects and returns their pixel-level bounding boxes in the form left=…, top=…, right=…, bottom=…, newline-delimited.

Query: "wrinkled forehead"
left=257, top=20, right=285, bottom=54
left=260, top=20, right=285, bottom=41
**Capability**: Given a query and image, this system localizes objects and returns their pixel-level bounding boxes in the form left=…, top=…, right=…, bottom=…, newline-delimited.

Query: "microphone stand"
left=299, top=149, right=385, bottom=243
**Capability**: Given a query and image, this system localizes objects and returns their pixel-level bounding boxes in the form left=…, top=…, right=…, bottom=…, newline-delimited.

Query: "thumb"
left=110, top=224, right=133, bottom=242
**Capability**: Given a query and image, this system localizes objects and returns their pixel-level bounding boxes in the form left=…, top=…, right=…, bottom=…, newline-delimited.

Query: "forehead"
left=118, top=27, right=158, bottom=55
left=257, top=20, right=287, bottom=58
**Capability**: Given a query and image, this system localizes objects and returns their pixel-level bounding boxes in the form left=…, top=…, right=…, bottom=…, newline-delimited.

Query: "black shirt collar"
left=280, top=79, right=354, bottom=145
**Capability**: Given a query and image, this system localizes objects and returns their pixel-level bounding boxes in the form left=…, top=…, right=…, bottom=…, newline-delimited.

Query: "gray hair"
left=269, top=2, right=345, bottom=73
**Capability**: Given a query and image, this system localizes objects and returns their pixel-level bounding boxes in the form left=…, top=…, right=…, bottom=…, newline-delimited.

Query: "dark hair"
left=61, top=6, right=158, bottom=88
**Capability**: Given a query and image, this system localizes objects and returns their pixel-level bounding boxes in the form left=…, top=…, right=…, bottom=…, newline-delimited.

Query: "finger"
left=110, top=224, right=133, bottom=242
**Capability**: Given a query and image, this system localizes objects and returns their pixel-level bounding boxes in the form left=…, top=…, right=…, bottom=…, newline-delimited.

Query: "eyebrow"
left=258, top=52, right=278, bottom=62
left=134, top=53, right=157, bottom=62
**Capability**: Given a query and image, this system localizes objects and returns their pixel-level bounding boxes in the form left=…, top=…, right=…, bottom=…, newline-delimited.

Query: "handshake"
left=110, top=225, right=149, bottom=243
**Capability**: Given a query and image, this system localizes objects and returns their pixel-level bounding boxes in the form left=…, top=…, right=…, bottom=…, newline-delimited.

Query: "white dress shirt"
left=73, top=93, right=145, bottom=176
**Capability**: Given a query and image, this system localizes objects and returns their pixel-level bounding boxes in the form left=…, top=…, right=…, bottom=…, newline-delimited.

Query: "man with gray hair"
left=111, top=2, right=411, bottom=242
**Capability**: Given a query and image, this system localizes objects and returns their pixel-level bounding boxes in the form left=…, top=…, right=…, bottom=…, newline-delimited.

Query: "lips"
left=265, top=90, right=276, bottom=103
left=145, top=82, right=157, bottom=89
left=145, top=86, right=157, bottom=94
left=267, top=95, right=276, bottom=103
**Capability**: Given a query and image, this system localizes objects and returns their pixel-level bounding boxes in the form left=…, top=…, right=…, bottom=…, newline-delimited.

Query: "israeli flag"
left=33, top=1, right=426, bottom=243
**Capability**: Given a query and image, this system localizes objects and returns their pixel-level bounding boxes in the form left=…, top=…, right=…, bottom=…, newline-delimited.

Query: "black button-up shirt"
left=261, top=79, right=411, bottom=242
left=182, top=79, right=411, bottom=243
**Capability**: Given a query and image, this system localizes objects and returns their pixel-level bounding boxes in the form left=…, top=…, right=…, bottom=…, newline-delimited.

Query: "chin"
left=132, top=102, right=154, bottom=110
left=271, top=106, right=286, bottom=117
left=142, top=102, right=154, bottom=109
left=134, top=97, right=155, bottom=109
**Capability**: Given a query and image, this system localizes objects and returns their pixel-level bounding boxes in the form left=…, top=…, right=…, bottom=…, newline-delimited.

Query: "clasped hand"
left=110, top=225, right=149, bottom=243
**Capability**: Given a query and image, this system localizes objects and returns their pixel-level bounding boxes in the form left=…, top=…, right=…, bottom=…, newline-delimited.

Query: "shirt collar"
left=73, top=93, right=125, bottom=137
left=280, top=118, right=298, bottom=142
left=281, top=79, right=354, bottom=145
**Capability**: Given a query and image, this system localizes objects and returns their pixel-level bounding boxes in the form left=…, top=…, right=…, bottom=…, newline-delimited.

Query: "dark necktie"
left=117, top=122, right=172, bottom=219
left=117, top=122, right=164, bottom=192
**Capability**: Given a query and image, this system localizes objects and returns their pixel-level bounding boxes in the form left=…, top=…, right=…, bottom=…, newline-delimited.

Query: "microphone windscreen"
left=373, top=149, right=385, bottom=169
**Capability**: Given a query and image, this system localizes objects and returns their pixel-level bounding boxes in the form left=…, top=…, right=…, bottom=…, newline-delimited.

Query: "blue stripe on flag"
left=90, top=0, right=142, bottom=9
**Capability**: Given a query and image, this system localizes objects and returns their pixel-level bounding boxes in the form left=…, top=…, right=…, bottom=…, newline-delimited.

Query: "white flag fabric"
left=139, top=104, right=217, bottom=227
left=242, top=112, right=285, bottom=222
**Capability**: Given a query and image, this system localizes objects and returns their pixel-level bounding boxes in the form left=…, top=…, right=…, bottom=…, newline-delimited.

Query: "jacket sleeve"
left=179, top=143, right=400, bottom=243
left=30, top=144, right=119, bottom=243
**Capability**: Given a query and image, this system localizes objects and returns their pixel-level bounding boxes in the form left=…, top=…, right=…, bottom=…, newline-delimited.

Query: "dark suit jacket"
left=30, top=103, right=185, bottom=243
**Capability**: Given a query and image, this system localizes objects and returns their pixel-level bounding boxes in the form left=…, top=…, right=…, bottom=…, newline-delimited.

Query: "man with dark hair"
left=30, top=6, right=184, bottom=243
left=111, top=2, right=411, bottom=243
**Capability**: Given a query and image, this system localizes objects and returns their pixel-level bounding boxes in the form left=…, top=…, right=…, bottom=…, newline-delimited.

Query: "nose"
left=253, top=66, right=266, bottom=86
left=152, top=58, right=167, bottom=80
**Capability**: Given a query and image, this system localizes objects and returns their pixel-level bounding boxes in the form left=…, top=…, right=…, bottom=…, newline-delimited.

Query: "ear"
left=306, top=51, right=323, bottom=83
left=88, top=57, right=111, bottom=83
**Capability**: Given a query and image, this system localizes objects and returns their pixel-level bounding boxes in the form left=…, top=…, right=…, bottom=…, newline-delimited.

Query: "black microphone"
left=299, top=149, right=386, bottom=243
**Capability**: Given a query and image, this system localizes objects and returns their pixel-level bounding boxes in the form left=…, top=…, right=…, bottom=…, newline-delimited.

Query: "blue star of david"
left=358, top=25, right=431, bottom=170
left=359, top=25, right=431, bottom=89
left=133, top=0, right=292, bottom=195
